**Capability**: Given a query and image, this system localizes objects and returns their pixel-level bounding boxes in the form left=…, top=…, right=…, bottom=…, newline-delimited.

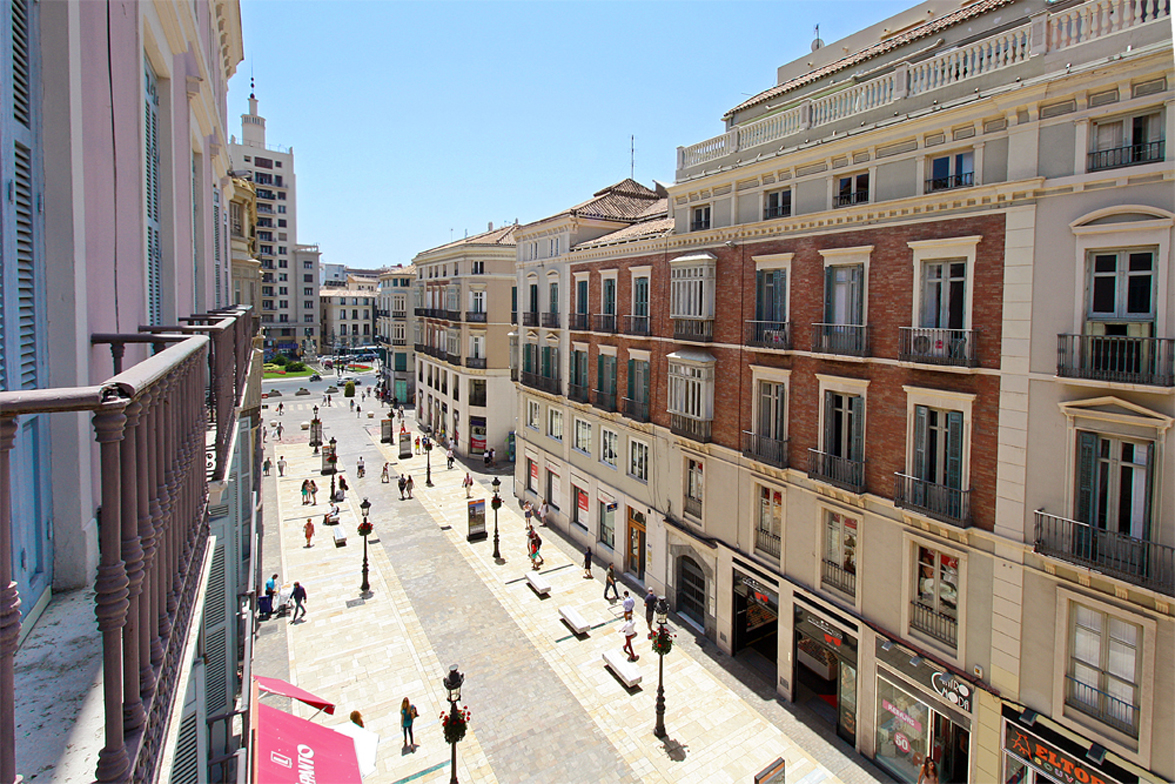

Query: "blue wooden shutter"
left=913, top=405, right=928, bottom=479
left=1075, top=431, right=1097, bottom=524
left=945, top=410, right=964, bottom=489
left=849, top=395, right=864, bottom=462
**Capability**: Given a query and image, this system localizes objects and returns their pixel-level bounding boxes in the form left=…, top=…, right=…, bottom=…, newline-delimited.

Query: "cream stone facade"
left=229, top=175, right=261, bottom=307
left=378, top=264, right=417, bottom=404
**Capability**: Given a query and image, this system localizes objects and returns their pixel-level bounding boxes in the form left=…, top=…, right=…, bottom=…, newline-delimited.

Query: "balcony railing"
left=392, top=337, right=407, bottom=346
left=522, top=311, right=539, bottom=327
left=909, top=601, right=958, bottom=648
left=1034, top=510, right=1174, bottom=596
left=593, top=313, right=617, bottom=333
left=756, top=528, right=782, bottom=559
left=835, top=190, right=869, bottom=207
left=1088, top=140, right=1165, bottom=172
left=812, top=323, right=870, bottom=357
left=465, top=357, right=487, bottom=369
left=622, top=396, right=649, bottom=422
left=1057, top=334, right=1175, bottom=386
left=900, top=327, right=977, bottom=367
left=925, top=171, right=975, bottom=192
left=568, top=382, right=591, bottom=403
left=894, top=474, right=972, bottom=528
left=510, top=310, right=517, bottom=324
left=1065, top=674, right=1139, bottom=738
left=510, top=367, right=519, bottom=382
left=821, top=558, right=856, bottom=596
left=392, top=310, right=407, bottom=319
left=683, top=495, right=702, bottom=519
left=673, top=318, right=713, bottom=342
left=446, top=352, right=462, bottom=365
left=520, top=370, right=560, bottom=394
left=444, top=309, right=462, bottom=321
left=568, top=313, right=590, bottom=331
left=622, top=315, right=650, bottom=336
left=465, top=311, right=487, bottom=323
left=690, top=219, right=711, bottom=231
left=593, top=389, right=617, bottom=412
left=414, top=342, right=426, bottom=353
left=670, top=413, right=712, bottom=443
left=764, top=205, right=791, bottom=220
left=808, top=449, right=865, bottom=493
left=541, top=312, right=560, bottom=328
left=743, top=432, right=788, bottom=469
left=746, top=320, right=791, bottom=350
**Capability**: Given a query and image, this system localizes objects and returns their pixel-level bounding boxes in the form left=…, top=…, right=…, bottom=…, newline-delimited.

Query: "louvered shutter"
left=755, top=270, right=765, bottom=321
left=203, top=544, right=230, bottom=714
left=849, top=265, right=864, bottom=325
left=849, top=395, right=864, bottom=463
left=823, top=391, right=835, bottom=454
left=1075, top=431, right=1097, bottom=524
left=913, top=405, right=929, bottom=479
left=945, top=410, right=964, bottom=490
left=170, top=712, right=201, bottom=784
left=627, top=359, right=634, bottom=400
left=577, top=279, right=587, bottom=314
left=774, top=270, right=787, bottom=322
left=145, top=60, right=162, bottom=325
left=596, top=354, right=603, bottom=392
left=824, top=267, right=836, bottom=322
left=13, top=144, right=36, bottom=388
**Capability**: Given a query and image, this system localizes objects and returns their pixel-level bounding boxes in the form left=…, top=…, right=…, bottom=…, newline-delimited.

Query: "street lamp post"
left=424, top=437, right=433, bottom=487
left=442, top=664, right=465, bottom=784
left=310, top=405, right=322, bottom=454
left=491, top=477, right=501, bottom=560
left=358, top=498, right=372, bottom=593
left=654, top=597, right=669, bottom=738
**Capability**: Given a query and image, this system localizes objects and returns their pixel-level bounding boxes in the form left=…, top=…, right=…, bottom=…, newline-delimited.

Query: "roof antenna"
left=812, top=25, right=824, bottom=51
left=630, top=135, right=635, bottom=180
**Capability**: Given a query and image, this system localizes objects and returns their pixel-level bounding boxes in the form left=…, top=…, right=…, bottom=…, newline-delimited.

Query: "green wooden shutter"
left=849, top=265, right=864, bottom=324
left=549, top=282, right=558, bottom=314
left=755, top=269, right=765, bottom=321
left=1141, top=442, right=1154, bottom=538
left=823, top=391, right=835, bottom=453
left=913, top=405, right=928, bottom=480
left=774, top=270, right=787, bottom=322
left=945, top=410, right=964, bottom=490
left=597, top=353, right=603, bottom=391
left=824, top=266, right=836, bottom=323
left=627, top=358, right=635, bottom=400
left=849, top=395, right=864, bottom=462
left=1075, top=431, right=1097, bottom=524
left=577, top=279, right=587, bottom=314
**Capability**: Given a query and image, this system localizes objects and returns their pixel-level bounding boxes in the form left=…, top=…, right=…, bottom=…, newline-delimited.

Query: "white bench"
left=525, top=571, right=551, bottom=596
left=602, top=649, right=642, bottom=687
left=332, top=527, right=347, bottom=547
left=559, top=606, right=590, bottom=636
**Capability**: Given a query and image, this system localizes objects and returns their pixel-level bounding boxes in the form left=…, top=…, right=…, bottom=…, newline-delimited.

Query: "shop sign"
left=1004, top=724, right=1123, bottom=784
left=882, top=698, right=924, bottom=733
left=875, top=637, right=972, bottom=713
left=529, top=459, right=539, bottom=481
left=796, top=608, right=857, bottom=656
left=739, top=575, right=778, bottom=610
left=931, top=671, right=972, bottom=712
left=577, top=488, right=589, bottom=513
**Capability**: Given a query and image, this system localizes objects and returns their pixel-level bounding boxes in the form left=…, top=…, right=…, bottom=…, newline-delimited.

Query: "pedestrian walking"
left=381, top=463, right=391, bottom=483
left=290, top=581, right=307, bottom=622
left=309, top=480, right=318, bottom=505
left=357, top=456, right=365, bottom=477
left=405, top=475, right=414, bottom=498
left=349, top=399, right=355, bottom=411
left=301, top=480, right=310, bottom=505
left=604, top=563, right=619, bottom=601
left=275, top=422, right=284, bottom=440
left=645, top=587, right=658, bottom=636
left=489, top=447, right=496, bottom=467
left=327, top=394, right=332, bottom=406
left=265, top=573, right=278, bottom=608
left=336, top=476, right=348, bottom=501
left=462, top=472, right=474, bottom=498
left=620, top=617, right=639, bottom=661
left=398, top=474, right=407, bottom=500
left=277, top=402, right=284, bottom=416
left=446, top=447, right=454, bottom=469
left=303, top=518, right=315, bottom=548
left=523, top=502, right=533, bottom=530
left=262, top=457, right=271, bottom=476
left=483, top=448, right=490, bottom=468
left=277, top=456, right=287, bottom=477
left=583, top=546, right=593, bottom=578
left=356, top=405, right=361, bottom=418
left=538, top=499, right=549, bottom=527
left=622, top=590, right=635, bottom=620
left=400, top=697, right=417, bottom=750
left=414, top=436, right=421, bottom=455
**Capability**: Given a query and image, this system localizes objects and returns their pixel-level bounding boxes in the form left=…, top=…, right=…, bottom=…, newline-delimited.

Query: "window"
left=756, top=268, right=787, bottom=325
left=469, top=379, right=486, bottom=406
left=575, top=279, right=589, bottom=316
left=470, top=289, right=486, bottom=313
left=823, top=391, right=864, bottom=461
left=822, top=511, right=858, bottom=596
left=526, top=400, right=540, bottom=430
left=602, top=277, right=616, bottom=315
left=921, top=260, right=966, bottom=329
left=303, top=303, right=313, bottom=312
left=912, top=545, right=959, bottom=646
left=469, top=334, right=484, bottom=359
left=825, top=264, right=864, bottom=326
left=684, top=458, right=703, bottom=518
left=836, top=172, right=869, bottom=206
left=633, top=276, right=649, bottom=319
left=764, top=188, right=792, bottom=219
left=303, top=288, right=313, bottom=296
left=626, top=358, right=650, bottom=420
left=548, top=409, right=563, bottom=441
left=629, top=439, right=649, bottom=482
left=572, top=486, right=588, bottom=529
left=597, top=354, right=617, bottom=396
left=911, top=405, right=964, bottom=488
left=548, top=281, right=559, bottom=313
left=601, top=428, right=618, bottom=468
left=1086, top=249, right=1155, bottom=329
left=1075, top=432, right=1152, bottom=540
left=526, top=458, right=537, bottom=492
left=278, top=219, right=287, bottom=227
left=691, top=204, right=711, bottom=231
left=1068, top=604, right=1140, bottom=736
left=1089, top=110, right=1163, bottom=171
left=471, top=260, right=484, bottom=274
left=573, top=418, right=592, bottom=454
left=569, top=349, right=589, bottom=396
left=599, top=499, right=616, bottom=547
left=755, top=486, right=783, bottom=558
left=926, top=151, right=974, bottom=192
left=670, top=260, right=716, bottom=320
left=303, top=260, right=312, bottom=269
left=667, top=361, right=712, bottom=421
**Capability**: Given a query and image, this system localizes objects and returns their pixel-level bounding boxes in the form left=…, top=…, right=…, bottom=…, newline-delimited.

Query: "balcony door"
left=1077, top=432, right=1152, bottom=541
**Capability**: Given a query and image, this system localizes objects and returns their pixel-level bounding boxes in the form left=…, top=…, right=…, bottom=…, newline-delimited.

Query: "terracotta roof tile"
left=418, top=224, right=518, bottom=256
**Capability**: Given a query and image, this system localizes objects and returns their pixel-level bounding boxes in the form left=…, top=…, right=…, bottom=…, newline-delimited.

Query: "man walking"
left=622, top=590, right=635, bottom=620
left=446, top=447, right=454, bottom=469
left=583, top=546, right=593, bottom=578
left=462, top=472, right=474, bottom=498
left=620, top=616, right=639, bottom=662
left=277, top=456, right=287, bottom=477
left=645, top=587, right=658, bottom=637
left=398, top=474, right=407, bottom=500
left=290, top=581, right=307, bottom=623
left=604, top=563, right=619, bottom=601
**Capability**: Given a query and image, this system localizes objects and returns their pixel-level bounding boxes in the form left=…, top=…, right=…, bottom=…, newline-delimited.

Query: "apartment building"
left=2, top=2, right=263, bottom=783
left=378, top=265, right=418, bottom=403
left=230, top=175, right=262, bottom=307
left=229, top=94, right=320, bottom=357
left=519, top=2, right=1173, bottom=783
left=413, top=224, right=518, bottom=458
left=321, top=285, right=377, bottom=353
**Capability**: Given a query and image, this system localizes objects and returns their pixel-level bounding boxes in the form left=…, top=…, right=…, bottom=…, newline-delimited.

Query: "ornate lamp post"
left=424, top=436, right=434, bottom=487
left=358, top=498, right=372, bottom=593
left=490, top=477, right=502, bottom=560
left=653, top=597, right=670, bottom=738
left=309, top=405, right=323, bottom=454
left=442, top=664, right=466, bottom=784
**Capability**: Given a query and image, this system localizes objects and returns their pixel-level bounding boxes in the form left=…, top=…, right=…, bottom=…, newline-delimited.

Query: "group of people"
left=299, top=479, right=319, bottom=505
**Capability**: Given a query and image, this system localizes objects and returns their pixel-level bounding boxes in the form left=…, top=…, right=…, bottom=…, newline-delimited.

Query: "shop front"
left=874, top=637, right=974, bottom=783
left=793, top=602, right=858, bottom=744
left=732, top=565, right=780, bottom=682
left=1001, top=704, right=1138, bottom=784
left=626, top=507, right=647, bottom=582
left=470, top=416, right=487, bottom=456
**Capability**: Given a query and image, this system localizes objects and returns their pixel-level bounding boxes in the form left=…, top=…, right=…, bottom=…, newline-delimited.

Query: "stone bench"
left=300, top=421, right=311, bottom=431
left=332, top=527, right=347, bottom=547
left=525, top=571, right=551, bottom=597
left=295, top=388, right=311, bottom=396
left=602, top=649, right=641, bottom=687
left=559, top=606, right=590, bottom=636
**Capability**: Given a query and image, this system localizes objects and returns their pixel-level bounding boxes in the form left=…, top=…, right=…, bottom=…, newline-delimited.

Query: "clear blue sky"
left=229, top=0, right=912, bottom=267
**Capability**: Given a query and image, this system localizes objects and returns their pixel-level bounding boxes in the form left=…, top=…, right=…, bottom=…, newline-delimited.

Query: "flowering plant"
left=651, top=626, right=675, bottom=656
left=440, top=706, right=471, bottom=744
left=327, top=453, right=338, bottom=463
left=357, top=521, right=373, bottom=537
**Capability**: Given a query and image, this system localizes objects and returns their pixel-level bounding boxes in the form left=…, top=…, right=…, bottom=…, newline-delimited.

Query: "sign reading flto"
left=1003, top=722, right=1126, bottom=784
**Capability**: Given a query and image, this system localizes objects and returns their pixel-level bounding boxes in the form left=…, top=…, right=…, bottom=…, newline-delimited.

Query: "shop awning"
left=256, top=703, right=362, bottom=784
left=255, top=676, right=336, bottom=715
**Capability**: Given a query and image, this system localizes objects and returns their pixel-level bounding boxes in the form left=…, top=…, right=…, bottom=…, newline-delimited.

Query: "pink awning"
left=255, top=676, right=336, bottom=715
left=255, top=703, right=362, bottom=784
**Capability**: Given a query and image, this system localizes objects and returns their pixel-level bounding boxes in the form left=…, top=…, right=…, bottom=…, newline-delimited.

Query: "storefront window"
left=599, top=500, right=616, bottom=547
left=876, top=677, right=932, bottom=782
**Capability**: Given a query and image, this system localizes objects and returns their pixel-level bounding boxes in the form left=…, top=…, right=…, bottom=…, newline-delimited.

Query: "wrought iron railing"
left=746, top=321, right=791, bottom=350
left=541, top=312, right=560, bottom=328
left=521, top=371, right=560, bottom=395
left=1056, top=334, right=1175, bottom=386
left=821, top=558, right=856, bottom=596
left=690, top=219, right=711, bottom=231
left=835, top=190, right=869, bottom=207
left=446, top=352, right=462, bottom=366
left=522, top=311, right=540, bottom=327
left=1087, top=139, right=1165, bottom=172
left=894, top=474, right=972, bottom=528
left=465, top=311, right=487, bottom=323
left=763, top=204, right=791, bottom=220
left=622, top=396, right=649, bottom=422
left=670, top=413, right=712, bottom=443
left=812, top=323, right=870, bottom=356
left=900, top=327, right=976, bottom=367
left=465, top=357, right=487, bottom=369
left=808, top=449, right=865, bottom=493
left=443, top=309, right=462, bottom=322
left=925, top=171, right=975, bottom=192
left=683, top=495, right=702, bottom=519
left=1065, top=675, right=1139, bottom=738
left=568, top=313, right=590, bottom=331
left=622, top=315, right=650, bottom=336
left=510, top=310, right=517, bottom=324
left=1034, top=510, right=1174, bottom=595
left=909, top=601, right=958, bottom=648
left=593, top=314, right=617, bottom=333
left=392, top=310, right=407, bottom=319
left=756, top=528, right=782, bottom=559
left=568, top=382, right=591, bottom=403
left=673, top=318, right=714, bottom=342
left=743, top=432, right=788, bottom=469
left=593, top=389, right=618, bottom=412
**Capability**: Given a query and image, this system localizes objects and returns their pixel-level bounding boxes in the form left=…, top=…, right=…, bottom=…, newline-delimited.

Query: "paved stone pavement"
left=255, top=382, right=887, bottom=783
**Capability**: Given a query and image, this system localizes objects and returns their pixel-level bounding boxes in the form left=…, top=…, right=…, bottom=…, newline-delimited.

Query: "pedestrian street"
left=257, top=393, right=876, bottom=783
